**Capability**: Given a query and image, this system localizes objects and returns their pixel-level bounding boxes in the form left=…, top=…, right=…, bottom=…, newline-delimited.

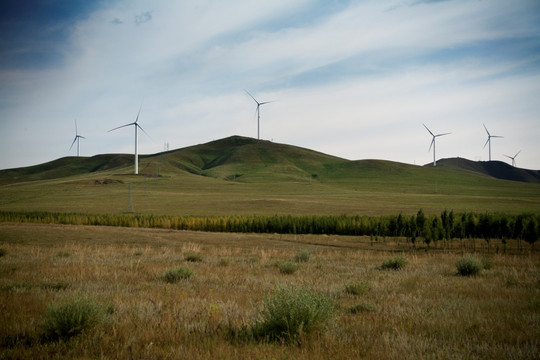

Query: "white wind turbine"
left=245, top=90, right=274, bottom=140
left=108, top=105, right=149, bottom=175
left=423, top=124, right=451, bottom=167
left=483, top=124, right=503, bottom=161
left=69, top=119, right=86, bottom=157
left=504, top=150, right=521, bottom=167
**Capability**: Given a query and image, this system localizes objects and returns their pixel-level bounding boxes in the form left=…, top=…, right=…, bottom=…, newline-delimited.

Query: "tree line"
left=0, top=209, right=538, bottom=248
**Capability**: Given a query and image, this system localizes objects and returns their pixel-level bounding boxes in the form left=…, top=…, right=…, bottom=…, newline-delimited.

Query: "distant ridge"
left=429, top=157, right=540, bottom=183
left=1, top=136, right=539, bottom=184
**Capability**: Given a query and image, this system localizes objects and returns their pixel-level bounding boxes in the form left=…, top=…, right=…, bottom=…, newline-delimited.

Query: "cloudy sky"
left=1, top=0, right=539, bottom=170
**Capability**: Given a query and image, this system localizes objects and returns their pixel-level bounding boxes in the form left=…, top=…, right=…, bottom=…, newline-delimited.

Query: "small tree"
left=524, top=217, right=538, bottom=250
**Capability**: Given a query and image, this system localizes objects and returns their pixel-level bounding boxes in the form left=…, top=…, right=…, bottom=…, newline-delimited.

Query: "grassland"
left=1, top=223, right=539, bottom=359
left=1, top=140, right=539, bottom=216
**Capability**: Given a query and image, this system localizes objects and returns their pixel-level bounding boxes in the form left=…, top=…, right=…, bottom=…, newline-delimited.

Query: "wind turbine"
left=483, top=123, right=503, bottom=161
left=108, top=105, right=149, bottom=175
left=504, top=150, right=521, bottom=167
left=69, top=119, right=86, bottom=157
left=245, top=90, right=274, bottom=140
left=423, top=123, right=451, bottom=167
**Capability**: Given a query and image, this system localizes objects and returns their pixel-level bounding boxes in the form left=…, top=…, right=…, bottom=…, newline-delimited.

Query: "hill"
left=1, top=136, right=539, bottom=216
left=432, top=158, right=540, bottom=183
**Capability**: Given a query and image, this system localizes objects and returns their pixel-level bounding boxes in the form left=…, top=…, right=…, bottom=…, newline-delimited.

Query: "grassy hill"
left=1, top=136, right=539, bottom=216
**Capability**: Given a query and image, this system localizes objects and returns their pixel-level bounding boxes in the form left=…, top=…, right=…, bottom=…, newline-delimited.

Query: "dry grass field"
left=1, top=222, right=539, bottom=359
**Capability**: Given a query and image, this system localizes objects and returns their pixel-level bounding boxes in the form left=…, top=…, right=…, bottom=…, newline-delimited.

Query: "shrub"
left=164, top=266, right=194, bottom=283
left=41, top=296, right=105, bottom=341
left=0, top=248, right=6, bottom=257
left=184, top=251, right=203, bottom=262
left=277, top=261, right=298, bottom=275
left=379, top=255, right=407, bottom=270
left=345, top=280, right=371, bottom=295
left=219, top=257, right=230, bottom=266
left=294, top=249, right=311, bottom=263
left=456, top=255, right=483, bottom=276
left=252, top=286, right=335, bottom=343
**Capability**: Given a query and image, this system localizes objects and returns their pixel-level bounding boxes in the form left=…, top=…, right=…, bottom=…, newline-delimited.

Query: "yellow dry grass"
left=0, top=223, right=538, bottom=359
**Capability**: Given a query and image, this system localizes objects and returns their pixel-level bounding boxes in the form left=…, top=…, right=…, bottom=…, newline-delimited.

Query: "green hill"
left=1, top=136, right=539, bottom=216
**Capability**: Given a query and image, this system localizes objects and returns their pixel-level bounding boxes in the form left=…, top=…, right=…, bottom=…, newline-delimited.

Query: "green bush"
left=41, top=296, right=105, bottom=341
left=277, top=261, right=298, bottom=275
left=379, top=255, right=407, bottom=270
left=456, top=255, right=483, bottom=276
left=345, top=280, right=371, bottom=295
left=294, top=249, right=311, bottom=263
left=252, top=286, right=335, bottom=343
left=219, top=257, right=230, bottom=266
left=184, top=251, right=203, bottom=262
left=164, top=266, right=194, bottom=283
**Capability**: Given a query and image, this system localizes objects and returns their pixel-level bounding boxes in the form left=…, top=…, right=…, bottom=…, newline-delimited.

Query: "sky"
left=1, top=0, right=539, bottom=170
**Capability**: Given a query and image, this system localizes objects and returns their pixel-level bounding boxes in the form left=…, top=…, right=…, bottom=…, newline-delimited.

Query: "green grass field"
left=0, top=223, right=538, bottom=359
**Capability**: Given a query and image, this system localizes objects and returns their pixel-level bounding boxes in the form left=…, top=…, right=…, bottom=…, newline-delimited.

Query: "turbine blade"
left=491, top=135, right=503, bottom=138
left=244, top=90, right=259, bottom=104
left=74, top=119, right=78, bottom=135
left=503, top=154, right=512, bottom=159
left=483, top=123, right=490, bottom=136
left=259, top=100, right=276, bottom=105
left=69, top=137, right=77, bottom=150
left=482, top=138, right=490, bottom=149
left=135, top=104, right=142, bottom=123
left=422, top=123, right=434, bottom=136
left=515, top=150, right=521, bottom=158
left=428, top=138, right=434, bottom=152
left=435, top=132, right=451, bottom=137
left=108, top=122, right=134, bottom=132
left=79, top=135, right=86, bottom=139
left=137, top=124, right=151, bottom=139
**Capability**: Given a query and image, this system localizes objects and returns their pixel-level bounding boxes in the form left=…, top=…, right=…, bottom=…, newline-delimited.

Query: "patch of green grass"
left=252, top=286, right=335, bottom=343
left=277, top=260, right=298, bottom=275
left=184, top=251, right=203, bottom=262
left=294, top=249, right=311, bottom=263
left=40, top=296, right=106, bottom=342
left=164, top=266, right=194, bottom=283
left=379, top=255, right=408, bottom=270
left=345, top=280, right=371, bottom=295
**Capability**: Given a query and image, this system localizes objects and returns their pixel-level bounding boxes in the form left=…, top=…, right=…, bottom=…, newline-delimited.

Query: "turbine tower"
left=423, top=123, right=450, bottom=167
left=69, top=119, right=86, bottom=157
left=245, top=90, right=274, bottom=140
left=504, top=150, right=521, bottom=167
left=483, top=124, right=503, bottom=161
left=108, top=105, right=149, bottom=175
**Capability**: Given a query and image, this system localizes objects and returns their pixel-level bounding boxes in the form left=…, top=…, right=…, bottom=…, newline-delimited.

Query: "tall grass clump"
left=252, top=286, right=335, bottom=343
left=164, top=266, right=194, bottom=283
left=345, top=280, right=371, bottom=295
left=40, top=296, right=106, bottom=341
left=277, top=260, right=298, bottom=275
left=184, top=250, right=203, bottom=262
left=456, top=255, right=483, bottom=276
left=294, top=249, right=311, bottom=263
left=379, top=255, right=407, bottom=270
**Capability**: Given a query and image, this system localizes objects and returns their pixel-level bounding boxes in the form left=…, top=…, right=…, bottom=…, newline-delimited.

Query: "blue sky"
left=1, top=0, right=539, bottom=170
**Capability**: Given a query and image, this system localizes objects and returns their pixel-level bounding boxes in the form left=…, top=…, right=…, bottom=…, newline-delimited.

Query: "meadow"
left=1, top=223, right=538, bottom=359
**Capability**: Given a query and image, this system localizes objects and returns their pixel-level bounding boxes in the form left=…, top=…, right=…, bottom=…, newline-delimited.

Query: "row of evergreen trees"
left=0, top=210, right=538, bottom=247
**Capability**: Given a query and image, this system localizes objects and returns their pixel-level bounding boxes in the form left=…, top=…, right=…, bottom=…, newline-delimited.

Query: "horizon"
left=1, top=1, right=539, bottom=170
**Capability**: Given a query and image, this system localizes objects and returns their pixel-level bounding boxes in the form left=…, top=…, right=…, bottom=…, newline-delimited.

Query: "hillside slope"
left=433, top=158, right=540, bottom=183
